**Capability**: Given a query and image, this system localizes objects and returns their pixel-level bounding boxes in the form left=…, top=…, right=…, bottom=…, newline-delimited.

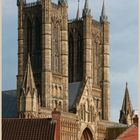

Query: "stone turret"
left=19, top=54, right=38, bottom=118
left=41, top=0, right=69, bottom=111
left=82, top=0, right=92, bottom=80
left=17, top=0, right=25, bottom=114
left=100, top=0, right=110, bottom=120
left=119, top=83, right=134, bottom=125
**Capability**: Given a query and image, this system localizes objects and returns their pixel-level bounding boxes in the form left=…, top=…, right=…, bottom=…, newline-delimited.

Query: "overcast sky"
left=2, top=0, right=138, bottom=122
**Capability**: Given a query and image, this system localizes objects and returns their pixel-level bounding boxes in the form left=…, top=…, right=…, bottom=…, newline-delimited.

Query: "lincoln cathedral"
left=2, top=0, right=138, bottom=140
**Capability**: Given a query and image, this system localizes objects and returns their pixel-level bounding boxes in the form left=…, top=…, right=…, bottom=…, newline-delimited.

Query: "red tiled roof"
left=2, top=118, right=56, bottom=140
left=116, top=125, right=138, bottom=140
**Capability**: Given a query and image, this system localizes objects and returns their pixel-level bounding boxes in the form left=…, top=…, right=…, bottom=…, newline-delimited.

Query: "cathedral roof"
left=68, top=81, right=82, bottom=110
left=2, top=118, right=56, bottom=140
left=2, top=90, right=17, bottom=118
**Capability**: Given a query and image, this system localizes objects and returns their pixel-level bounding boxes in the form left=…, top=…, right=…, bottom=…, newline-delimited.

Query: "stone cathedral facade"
left=15, top=0, right=121, bottom=139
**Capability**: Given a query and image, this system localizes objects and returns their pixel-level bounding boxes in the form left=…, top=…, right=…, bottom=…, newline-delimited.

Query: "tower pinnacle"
left=82, top=0, right=91, bottom=17
left=19, top=54, right=38, bottom=118
left=100, top=0, right=108, bottom=22
left=17, top=0, right=26, bottom=6
left=76, top=0, right=80, bottom=20
left=58, top=0, right=67, bottom=6
left=126, top=82, right=128, bottom=87
left=22, top=54, right=36, bottom=92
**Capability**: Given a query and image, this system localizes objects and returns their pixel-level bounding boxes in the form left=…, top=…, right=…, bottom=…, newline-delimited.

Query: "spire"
left=84, top=0, right=88, bottom=10
left=119, top=82, right=134, bottom=125
left=100, top=0, right=108, bottom=22
left=19, top=54, right=38, bottom=117
left=76, top=0, right=80, bottom=20
left=121, top=82, right=133, bottom=112
left=22, top=54, right=37, bottom=95
left=82, top=0, right=91, bottom=17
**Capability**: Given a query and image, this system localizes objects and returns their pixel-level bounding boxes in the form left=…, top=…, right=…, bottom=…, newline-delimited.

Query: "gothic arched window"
left=52, top=23, right=61, bottom=73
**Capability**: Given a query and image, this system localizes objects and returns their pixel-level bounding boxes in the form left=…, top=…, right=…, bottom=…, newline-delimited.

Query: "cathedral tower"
left=68, top=0, right=110, bottom=121
left=17, top=0, right=69, bottom=117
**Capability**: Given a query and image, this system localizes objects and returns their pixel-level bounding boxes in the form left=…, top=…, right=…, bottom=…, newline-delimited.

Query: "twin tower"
left=17, top=0, right=110, bottom=121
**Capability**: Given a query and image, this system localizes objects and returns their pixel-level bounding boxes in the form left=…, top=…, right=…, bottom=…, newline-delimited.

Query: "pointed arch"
left=80, top=128, right=94, bottom=140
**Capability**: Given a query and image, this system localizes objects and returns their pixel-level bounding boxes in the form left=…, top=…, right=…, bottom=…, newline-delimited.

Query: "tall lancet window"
left=35, top=18, right=41, bottom=51
left=27, top=18, right=32, bottom=55
left=69, top=34, right=74, bottom=82
left=77, top=33, right=83, bottom=81
left=35, top=18, right=42, bottom=68
left=52, top=21, right=61, bottom=73
left=93, top=36, right=100, bottom=86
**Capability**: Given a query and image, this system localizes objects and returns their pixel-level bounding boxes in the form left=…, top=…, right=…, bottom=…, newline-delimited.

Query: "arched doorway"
left=81, top=128, right=93, bottom=140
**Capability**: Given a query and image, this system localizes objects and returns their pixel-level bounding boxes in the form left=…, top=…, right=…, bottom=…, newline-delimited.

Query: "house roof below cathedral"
left=116, top=125, right=138, bottom=140
left=2, top=118, right=56, bottom=140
